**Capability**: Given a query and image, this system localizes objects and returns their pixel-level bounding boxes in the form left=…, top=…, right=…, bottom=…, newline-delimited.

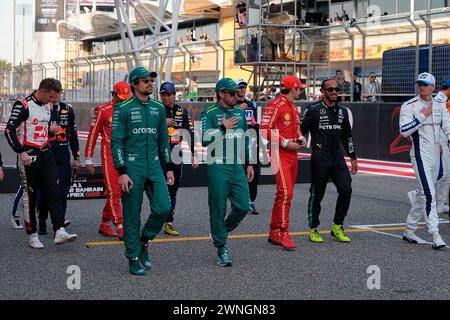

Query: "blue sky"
left=0, top=0, right=33, bottom=65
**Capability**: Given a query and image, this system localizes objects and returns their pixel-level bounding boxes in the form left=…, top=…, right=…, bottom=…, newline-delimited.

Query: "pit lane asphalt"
left=1, top=138, right=450, bottom=300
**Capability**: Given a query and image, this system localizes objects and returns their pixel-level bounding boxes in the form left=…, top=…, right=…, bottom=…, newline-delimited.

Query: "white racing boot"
left=54, top=227, right=78, bottom=245
left=29, top=233, right=44, bottom=249
left=432, top=232, right=447, bottom=250
left=402, top=229, right=427, bottom=244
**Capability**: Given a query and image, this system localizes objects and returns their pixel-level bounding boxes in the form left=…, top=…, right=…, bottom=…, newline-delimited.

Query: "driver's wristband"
left=116, top=166, right=127, bottom=176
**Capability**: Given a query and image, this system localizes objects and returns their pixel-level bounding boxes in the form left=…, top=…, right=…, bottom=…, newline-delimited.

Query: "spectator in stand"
left=335, top=69, right=350, bottom=102
left=341, top=10, right=350, bottom=21
left=190, top=29, right=197, bottom=41
left=177, top=36, right=183, bottom=45
left=353, top=74, right=362, bottom=102
left=200, top=32, right=209, bottom=41
left=365, top=72, right=382, bottom=102
left=333, top=12, right=342, bottom=23
left=235, top=2, right=248, bottom=27
left=320, top=16, right=329, bottom=26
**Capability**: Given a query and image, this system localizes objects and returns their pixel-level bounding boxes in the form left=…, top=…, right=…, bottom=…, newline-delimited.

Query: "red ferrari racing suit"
left=85, top=101, right=123, bottom=226
left=260, top=95, right=304, bottom=233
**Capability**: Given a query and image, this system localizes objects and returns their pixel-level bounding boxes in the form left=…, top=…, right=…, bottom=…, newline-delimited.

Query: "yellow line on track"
left=85, top=226, right=408, bottom=247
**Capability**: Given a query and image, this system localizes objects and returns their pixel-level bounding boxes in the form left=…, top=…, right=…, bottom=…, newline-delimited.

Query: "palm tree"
left=0, top=59, right=12, bottom=96
left=14, top=59, right=33, bottom=96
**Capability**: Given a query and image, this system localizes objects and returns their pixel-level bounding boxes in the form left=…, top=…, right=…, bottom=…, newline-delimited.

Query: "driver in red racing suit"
left=85, top=81, right=132, bottom=239
left=260, top=75, right=306, bottom=251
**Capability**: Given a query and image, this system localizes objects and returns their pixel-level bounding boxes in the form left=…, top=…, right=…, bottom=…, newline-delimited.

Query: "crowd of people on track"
left=1, top=67, right=449, bottom=275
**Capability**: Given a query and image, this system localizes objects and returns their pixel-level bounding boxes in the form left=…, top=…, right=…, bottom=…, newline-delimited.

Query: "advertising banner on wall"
left=68, top=172, right=106, bottom=200
left=35, top=0, right=65, bottom=32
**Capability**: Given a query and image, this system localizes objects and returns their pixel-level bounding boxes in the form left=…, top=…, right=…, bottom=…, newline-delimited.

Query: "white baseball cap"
left=234, top=78, right=247, bottom=87
left=416, top=72, right=436, bottom=86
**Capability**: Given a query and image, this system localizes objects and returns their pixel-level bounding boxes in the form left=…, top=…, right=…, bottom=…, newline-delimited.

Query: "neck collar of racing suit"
left=218, top=101, right=234, bottom=112
left=133, top=95, right=150, bottom=105
left=321, top=100, right=337, bottom=109
left=418, top=95, right=433, bottom=104
left=31, top=91, right=47, bottom=106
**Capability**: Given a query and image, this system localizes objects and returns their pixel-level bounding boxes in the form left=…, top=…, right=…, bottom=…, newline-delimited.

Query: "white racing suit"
left=400, top=92, right=450, bottom=234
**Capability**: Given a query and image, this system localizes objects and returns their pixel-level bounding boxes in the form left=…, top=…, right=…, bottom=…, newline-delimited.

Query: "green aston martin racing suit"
left=201, top=103, right=252, bottom=248
left=111, top=96, right=172, bottom=259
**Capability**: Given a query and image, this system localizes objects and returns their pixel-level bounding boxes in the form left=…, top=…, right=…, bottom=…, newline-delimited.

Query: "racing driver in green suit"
left=111, top=66, right=174, bottom=276
left=201, top=78, right=254, bottom=267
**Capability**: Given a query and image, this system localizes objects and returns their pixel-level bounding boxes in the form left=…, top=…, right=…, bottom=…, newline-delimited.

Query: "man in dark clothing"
left=234, top=78, right=261, bottom=214
left=38, top=80, right=80, bottom=235
left=335, top=69, right=350, bottom=102
left=160, top=81, right=198, bottom=236
left=300, top=79, right=358, bottom=244
left=353, top=75, right=362, bottom=102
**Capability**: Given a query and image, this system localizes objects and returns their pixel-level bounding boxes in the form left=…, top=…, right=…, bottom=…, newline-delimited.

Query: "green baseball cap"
left=215, top=78, right=239, bottom=93
left=128, top=66, right=157, bottom=84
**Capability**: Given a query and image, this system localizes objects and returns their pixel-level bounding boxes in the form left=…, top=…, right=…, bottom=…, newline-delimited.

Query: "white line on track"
left=350, top=219, right=450, bottom=229
left=351, top=220, right=450, bottom=248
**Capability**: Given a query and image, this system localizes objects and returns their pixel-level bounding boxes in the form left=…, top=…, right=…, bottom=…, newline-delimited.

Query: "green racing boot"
left=309, top=228, right=324, bottom=243
left=128, top=257, right=145, bottom=276
left=331, top=224, right=351, bottom=242
left=139, top=241, right=152, bottom=270
left=217, top=246, right=232, bottom=267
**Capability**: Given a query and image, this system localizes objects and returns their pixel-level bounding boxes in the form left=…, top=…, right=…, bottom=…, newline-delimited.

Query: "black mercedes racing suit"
left=39, top=102, right=80, bottom=225
left=163, top=103, right=195, bottom=222
left=300, top=100, right=356, bottom=229
left=4, top=93, right=65, bottom=235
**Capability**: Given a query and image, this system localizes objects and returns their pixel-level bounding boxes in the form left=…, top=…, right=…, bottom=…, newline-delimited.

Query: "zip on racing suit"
left=39, top=102, right=80, bottom=224
left=85, top=100, right=123, bottom=227
left=300, top=101, right=356, bottom=229
left=4, top=92, right=65, bottom=235
left=260, top=95, right=304, bottom=234
left=111, top=96, right=172, bottom=259
left=400, top=93, right=450, bottom=234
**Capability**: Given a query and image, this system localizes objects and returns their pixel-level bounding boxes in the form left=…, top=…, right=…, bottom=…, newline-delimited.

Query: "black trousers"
left=307, top=152, right=352, bottom=229
left=39, top=148, right=72, bottom=223
left=246, top=164, right=260, bottom=202
left=161, top=163, right=183, bottom=223
left=18, top=149, right=65, bottom=234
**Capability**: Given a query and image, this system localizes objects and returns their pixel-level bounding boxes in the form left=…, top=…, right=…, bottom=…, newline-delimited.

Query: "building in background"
left=18, top=0, right=450, bottom=102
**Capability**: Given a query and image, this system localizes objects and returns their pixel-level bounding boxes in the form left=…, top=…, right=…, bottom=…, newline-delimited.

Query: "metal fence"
left=299, top=10, right=450, bottom=102
left=1, top=10, right=450, bottom=103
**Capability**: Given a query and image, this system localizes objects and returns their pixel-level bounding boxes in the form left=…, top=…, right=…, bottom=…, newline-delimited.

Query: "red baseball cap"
left=280, top=76, right=307, bottom=90
left=112, top=81, right=132, bottom=101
